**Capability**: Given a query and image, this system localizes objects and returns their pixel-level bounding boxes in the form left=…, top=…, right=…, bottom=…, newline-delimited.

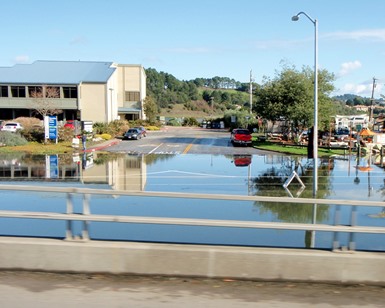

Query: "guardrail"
left=0, top=184, right=384, bottom=251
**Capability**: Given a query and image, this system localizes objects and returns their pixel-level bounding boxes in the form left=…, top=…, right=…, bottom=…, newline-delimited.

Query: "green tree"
left=143, top=96, right=158, bottom=124
left=255, top=65, right=335, bottom=131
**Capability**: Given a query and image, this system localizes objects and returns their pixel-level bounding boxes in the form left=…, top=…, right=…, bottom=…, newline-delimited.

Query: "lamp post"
left=292, top=11, right=318, bottom=196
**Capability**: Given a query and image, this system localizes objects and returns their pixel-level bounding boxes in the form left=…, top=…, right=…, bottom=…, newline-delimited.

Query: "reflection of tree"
left=144, top=154, right=176, bottom=165
left=252, top=157, right=334, bottom=223
left=93, top=152, right=123, bottom=165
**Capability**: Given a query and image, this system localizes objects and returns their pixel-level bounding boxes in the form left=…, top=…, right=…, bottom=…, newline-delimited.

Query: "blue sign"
left=48, top=116, right=57, bottom=140
left=49, top=155, right=59, bottom=178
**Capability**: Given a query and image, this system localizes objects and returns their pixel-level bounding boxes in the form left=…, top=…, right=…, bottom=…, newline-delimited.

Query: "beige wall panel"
left=80, top=84, right=106, bottom=122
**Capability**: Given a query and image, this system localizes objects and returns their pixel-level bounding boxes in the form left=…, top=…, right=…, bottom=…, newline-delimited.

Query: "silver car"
left=0, top=122, right=23, bottom=133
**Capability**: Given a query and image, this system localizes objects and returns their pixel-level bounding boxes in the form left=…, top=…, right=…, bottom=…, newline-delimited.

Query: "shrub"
left=20, top=126, right=45, bottom=142
left=146, top=126, right=160, bottom=131
left=0, top=131, right=28, bottom=146
left=58, top=127, right=76, bottom=142
left=13, top=117, right=42, bottom=129
left=99, top=133, right=112, bottom=140
left=183, top=117, right=199, bottom=126
left=93, top=122, right=109, bottom=134
left=93, top=120, right=129, bottom=137
left=167, top=118, right=181, bottom=126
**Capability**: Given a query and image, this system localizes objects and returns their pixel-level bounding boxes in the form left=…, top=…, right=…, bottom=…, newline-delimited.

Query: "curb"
left=84, top=139, right=121, bottom=153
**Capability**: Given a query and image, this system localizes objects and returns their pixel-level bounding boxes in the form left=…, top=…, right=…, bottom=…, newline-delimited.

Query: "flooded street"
left=1, top=147, right=385, bottom=251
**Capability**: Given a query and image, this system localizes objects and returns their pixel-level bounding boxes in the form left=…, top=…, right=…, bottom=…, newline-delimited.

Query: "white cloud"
left=341, top=83, right=369, bottom=95
left=13, top=55, right=30, bottom=64
left=324, top=29, right=385, bottom=41
left=338, top=60, right=362, bottom=77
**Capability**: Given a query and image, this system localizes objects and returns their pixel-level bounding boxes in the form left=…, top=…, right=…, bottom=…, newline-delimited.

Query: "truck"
left=230, top=128, right=252, bottom=146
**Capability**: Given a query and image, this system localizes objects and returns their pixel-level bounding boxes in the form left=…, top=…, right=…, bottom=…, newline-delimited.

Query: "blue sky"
left=1, top=0, right=385, bottom=97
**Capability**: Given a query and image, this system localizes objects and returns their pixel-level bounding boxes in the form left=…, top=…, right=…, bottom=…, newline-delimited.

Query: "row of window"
left=1, top=86, right=141, bottom=102
left=0, top=85, right=78, bottom=99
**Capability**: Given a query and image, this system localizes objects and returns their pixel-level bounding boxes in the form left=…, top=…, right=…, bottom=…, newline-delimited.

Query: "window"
left=0, top=86, right=8, bottom=97
left=45, top=86, right=60, bottom=98
left=28, top=86, right=43, bottom=97
left=63, top=87, right=78, bottom=98
left=11, top=86, right=26, bottom=97
left=125, top=91, right=140, bottom=101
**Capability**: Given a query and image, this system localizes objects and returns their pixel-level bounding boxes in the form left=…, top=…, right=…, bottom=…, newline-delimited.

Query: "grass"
left=253, top=141, right=350, bottom=157
left=0, top=142, right=76, bottom=154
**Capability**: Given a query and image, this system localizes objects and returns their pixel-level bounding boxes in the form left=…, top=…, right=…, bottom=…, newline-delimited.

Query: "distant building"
left=0, top=60, right=146, bottom=122
left=334, top=114, right=368, bottom=131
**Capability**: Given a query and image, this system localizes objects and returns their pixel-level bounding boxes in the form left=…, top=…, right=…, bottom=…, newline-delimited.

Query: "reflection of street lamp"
left=292, top=11, right=318, bottom=196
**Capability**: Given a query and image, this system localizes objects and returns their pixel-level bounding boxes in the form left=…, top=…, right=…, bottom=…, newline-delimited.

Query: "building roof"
left=0, top=60, right=116, bottom=85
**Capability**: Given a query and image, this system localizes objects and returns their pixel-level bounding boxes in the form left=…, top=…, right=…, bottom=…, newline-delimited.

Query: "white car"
left=0, top=122, right=23, bottom=133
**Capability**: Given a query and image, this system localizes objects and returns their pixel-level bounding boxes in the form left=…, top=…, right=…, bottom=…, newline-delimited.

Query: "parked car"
left=133, top=126, right=147, bottom=137
left=0, top=122, right=23, bottom=133
left=64, top=120, right=75, bottom=129
left=230, top=128, right=252, bottom=146
left=123, top=128, right=144, bottom=140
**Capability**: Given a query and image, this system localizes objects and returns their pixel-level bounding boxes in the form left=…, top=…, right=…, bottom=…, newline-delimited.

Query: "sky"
left=1, top=0, right=385, bottom=98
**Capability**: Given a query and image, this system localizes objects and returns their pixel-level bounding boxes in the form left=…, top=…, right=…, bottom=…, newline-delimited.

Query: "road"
left=1, top=271, right=384, bottom=308
left=107, top=126, right=265, bottom=155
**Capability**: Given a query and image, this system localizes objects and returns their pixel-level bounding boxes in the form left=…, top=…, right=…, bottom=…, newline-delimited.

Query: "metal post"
left=292, top=11, right=318, bottom=196
left=249, top=70, right=253, bottom=114
left=65, top=193, right=74, bottom=240
left=82, top=193, right=90, bottom=240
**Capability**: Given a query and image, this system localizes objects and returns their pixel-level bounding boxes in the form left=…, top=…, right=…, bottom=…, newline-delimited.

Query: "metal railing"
left=0, top=184, right=384, bottom=251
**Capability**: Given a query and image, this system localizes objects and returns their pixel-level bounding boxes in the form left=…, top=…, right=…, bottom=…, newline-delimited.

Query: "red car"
left=64, top=120, right=75, bottom=129
left=230, top=128, right=252, bottom=146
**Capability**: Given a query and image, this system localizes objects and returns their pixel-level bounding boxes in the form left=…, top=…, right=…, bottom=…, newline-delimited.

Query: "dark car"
left=123, top=128, right=144, bottom=140
left=230, top=128, right=252, bottom=146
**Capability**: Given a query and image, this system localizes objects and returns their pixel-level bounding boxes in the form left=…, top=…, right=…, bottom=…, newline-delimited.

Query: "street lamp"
left=292, top=11, right=318, bottom=196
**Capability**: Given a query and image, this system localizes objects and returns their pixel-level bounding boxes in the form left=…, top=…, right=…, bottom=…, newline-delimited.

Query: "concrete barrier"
left=1, top=237, right=385, bottom=285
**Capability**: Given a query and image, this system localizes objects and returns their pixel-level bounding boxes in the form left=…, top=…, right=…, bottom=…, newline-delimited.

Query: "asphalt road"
left=1, top=271, right=384, bottom=308
left=107, top=126, right=265, bottom=155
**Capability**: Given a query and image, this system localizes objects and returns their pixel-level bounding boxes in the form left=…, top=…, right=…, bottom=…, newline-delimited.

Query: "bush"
left=101, top=133, right=112, bottom=140
left=0, top=132, right=28, bottom=146
left=58, top=127, right=76, bottom=142
left=93, top=122, right=109, bottom=134
left=183, top=117, right=199, bottom=126
left=93, top=120, right=129, bottom=137
left=20, top=126, right=45, bottom=142
left=167, top=118, right=181, bottom=126
left=13, top=117, right=42, bottom=129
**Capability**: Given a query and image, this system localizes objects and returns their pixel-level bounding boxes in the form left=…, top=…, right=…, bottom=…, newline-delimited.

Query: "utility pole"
left=370, top=77, right=377, bottom=124
left=249, top=70, right=253, bottom=114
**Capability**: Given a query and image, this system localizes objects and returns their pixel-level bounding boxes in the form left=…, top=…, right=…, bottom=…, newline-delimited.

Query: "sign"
left=45, top=155, right=59, bottom=179
left=44, top=116, right=57, bottom=140
left=82, top=121, right=93, bottom=133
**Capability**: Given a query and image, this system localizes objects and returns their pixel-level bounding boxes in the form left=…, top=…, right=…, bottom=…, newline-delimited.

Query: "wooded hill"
left=145, top=67, right=369, bottom=120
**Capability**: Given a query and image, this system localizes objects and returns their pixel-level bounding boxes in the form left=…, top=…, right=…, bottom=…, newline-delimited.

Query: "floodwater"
left=0, top=151, right=384, bottom=251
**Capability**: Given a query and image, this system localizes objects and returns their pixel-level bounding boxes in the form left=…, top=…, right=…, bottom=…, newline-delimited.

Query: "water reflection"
left=1, top=152, right=385, bottom=250
left=1, top=152, right=385, bottom=199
